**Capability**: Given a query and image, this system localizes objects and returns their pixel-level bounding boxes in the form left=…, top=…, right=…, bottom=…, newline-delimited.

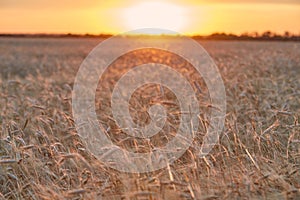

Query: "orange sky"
left=1, top=0, right=299, bottom=35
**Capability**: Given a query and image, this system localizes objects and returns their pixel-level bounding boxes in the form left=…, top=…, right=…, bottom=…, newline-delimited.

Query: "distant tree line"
left=192, top=31, right=300, bottom=41
left=0, top=33, right=112, bottom=38
left=1, top=31, right=299, bottom=41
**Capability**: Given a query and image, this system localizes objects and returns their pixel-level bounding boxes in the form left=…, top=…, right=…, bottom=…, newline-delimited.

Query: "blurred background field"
left=0, top=37, right=299, bottom=199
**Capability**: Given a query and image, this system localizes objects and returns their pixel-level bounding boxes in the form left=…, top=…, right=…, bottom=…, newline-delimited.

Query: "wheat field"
left=0, top=37, right=299, bottom=199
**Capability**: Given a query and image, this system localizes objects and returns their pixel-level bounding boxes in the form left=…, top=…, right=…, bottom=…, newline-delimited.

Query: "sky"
left=0, top=0, right=299, bottom=35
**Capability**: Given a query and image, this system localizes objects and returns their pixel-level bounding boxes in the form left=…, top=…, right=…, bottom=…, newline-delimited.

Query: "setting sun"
left=0, top=0, right=299, bottom=35
left=122, top=2, right=187, bottom=34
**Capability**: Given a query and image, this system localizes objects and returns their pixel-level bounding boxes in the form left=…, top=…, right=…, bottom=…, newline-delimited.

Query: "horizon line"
left=1, top=32, right=300, bottom=42
left=1, top=30, right=300, bottom=37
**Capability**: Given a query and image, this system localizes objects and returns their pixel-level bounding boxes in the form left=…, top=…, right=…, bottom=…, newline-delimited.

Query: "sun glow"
left=122, top=2, right=187, bottom=34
